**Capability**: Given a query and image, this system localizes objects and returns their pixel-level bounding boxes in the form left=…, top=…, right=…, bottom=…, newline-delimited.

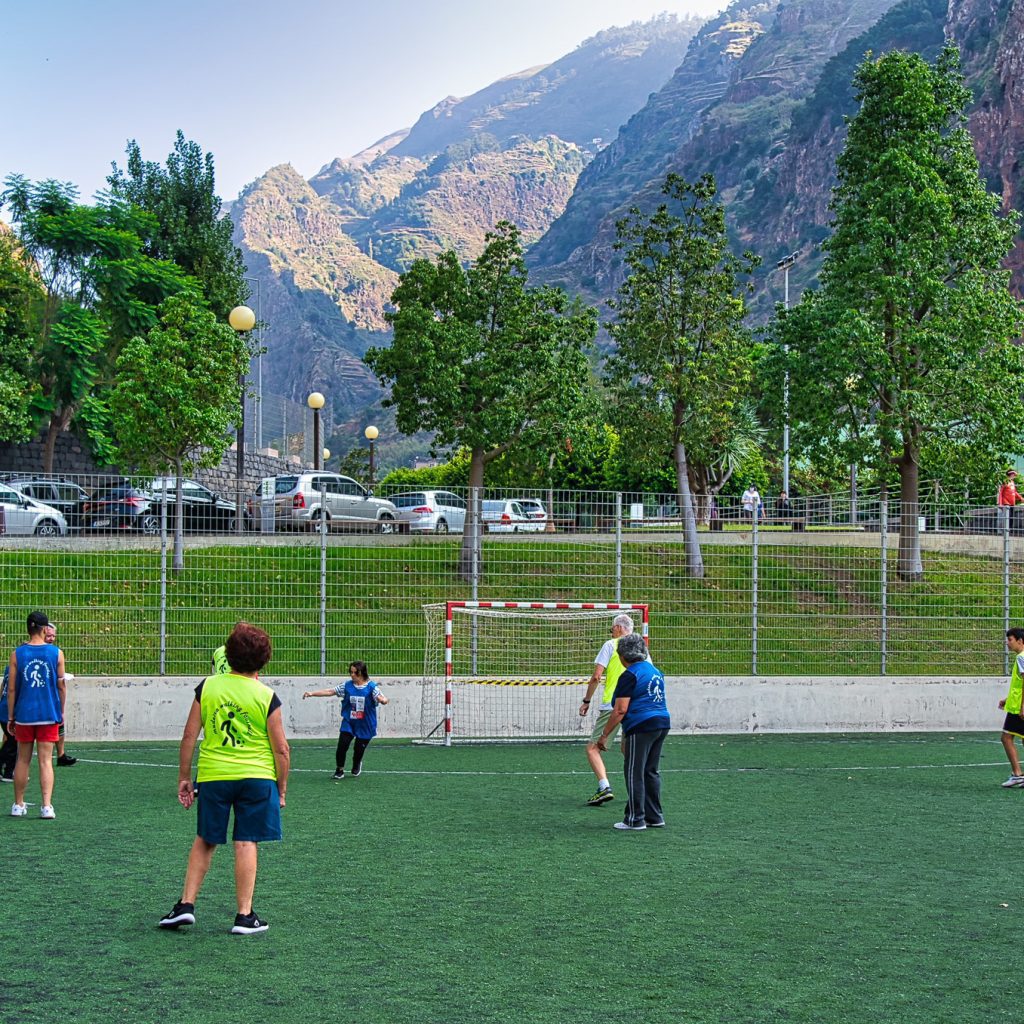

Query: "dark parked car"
left=81, top=485, right=158, bottom=534
left=1, top=476, right=89, bottom=530
left=148, top=478, right=240, bottom=533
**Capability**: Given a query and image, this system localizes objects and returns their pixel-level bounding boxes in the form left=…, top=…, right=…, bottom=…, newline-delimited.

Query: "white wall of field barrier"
left=63, top=676, right=1007, bottom=742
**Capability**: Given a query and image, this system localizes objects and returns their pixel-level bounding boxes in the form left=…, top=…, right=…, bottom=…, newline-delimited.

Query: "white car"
left=0, top=483, right=68, bottom=537
left=389, top=491, right=466, bottom=534
left=481, top=499, right=532, bottom=533
left=513, top=497, right=549, bottom=532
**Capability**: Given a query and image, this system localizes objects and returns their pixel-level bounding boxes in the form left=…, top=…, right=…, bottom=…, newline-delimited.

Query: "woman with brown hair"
left=158, top=621, right=289, bottom=935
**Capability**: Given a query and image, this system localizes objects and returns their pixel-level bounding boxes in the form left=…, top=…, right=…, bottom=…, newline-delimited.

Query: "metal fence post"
left=615, top=492, right=623, bottom=603
left=751, top=512, right=759, bottom=675
left=159, top=497, right=168, bottom=675
left=471, top=486, right=480, bottom=675
left=1004, top=505, right=1011, bottom=675
left=320, top=481, right=327, bottom=676
left=880, top=500, right=888, bottom=676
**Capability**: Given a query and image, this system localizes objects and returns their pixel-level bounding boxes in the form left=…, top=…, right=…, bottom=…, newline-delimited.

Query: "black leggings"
left=336, top=732, right=371, bottom=771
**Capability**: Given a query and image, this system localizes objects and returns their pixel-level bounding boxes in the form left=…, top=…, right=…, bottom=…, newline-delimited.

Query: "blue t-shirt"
left=11, top=643, right=62, bottom=725
left=333, top=679, right=383, bottom=740
left=612, top=659, right=670, bottom=735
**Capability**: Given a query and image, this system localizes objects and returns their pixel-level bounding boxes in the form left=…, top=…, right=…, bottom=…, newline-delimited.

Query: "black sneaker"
left=231, top=911, right=269, bottom=935
left=351, top=765, right=362, bottom=777
left=158, top=901, right=195, bottom=929
left=56, top=754, right=77, bottom=766
left=332, top=768, right=345, bottom=780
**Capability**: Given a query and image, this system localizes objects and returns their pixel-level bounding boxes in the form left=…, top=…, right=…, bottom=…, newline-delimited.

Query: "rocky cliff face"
left=233, top=16, right=705, bottom=430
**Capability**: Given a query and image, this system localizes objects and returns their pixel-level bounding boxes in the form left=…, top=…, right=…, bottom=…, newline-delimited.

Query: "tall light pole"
left=229, top=305, right=256, bottom=535
left=364, top=425, right=379, bottom=491
left=307, top=392, right=325, bottom=470
left=776, top=251, right=800, bottom=497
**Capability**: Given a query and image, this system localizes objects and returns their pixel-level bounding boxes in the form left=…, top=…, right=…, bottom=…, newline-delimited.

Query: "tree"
left=0, top=229, right=43, bottom=440
left=0, top=176, right=188, bottom=469
left=107, top=293, right=248, bottom=570
left=605, top=173, right=759, bottom=578
left=366, top=221, right=597, bottom=577
left=106, top=131, right=247, bottom=319
left=776, top=48, right=1024, bottom=579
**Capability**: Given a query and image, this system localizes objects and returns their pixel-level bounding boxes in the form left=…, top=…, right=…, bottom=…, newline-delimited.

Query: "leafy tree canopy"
left=106, top=131, right=247, bottom=319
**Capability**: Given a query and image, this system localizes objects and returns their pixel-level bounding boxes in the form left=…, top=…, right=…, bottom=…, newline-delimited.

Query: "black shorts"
left=1003, top=712, right=1024, bottom=738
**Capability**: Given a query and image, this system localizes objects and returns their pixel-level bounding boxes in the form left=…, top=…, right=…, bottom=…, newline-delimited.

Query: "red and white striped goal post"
left=441, top=601, right=649, bottom=745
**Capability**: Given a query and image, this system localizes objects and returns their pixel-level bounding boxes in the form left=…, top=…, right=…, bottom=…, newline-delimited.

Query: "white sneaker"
left=1001, top=775, right=1024, bottom=788
left=39, top=805, right=56, bottom=819
left=10, top=803, right=27, bottom=817
left=613, top=821, right=646, bottom=831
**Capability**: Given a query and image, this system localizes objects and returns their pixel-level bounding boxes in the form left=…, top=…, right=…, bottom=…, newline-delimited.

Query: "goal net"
left=420, top=601, right=649, bottom=744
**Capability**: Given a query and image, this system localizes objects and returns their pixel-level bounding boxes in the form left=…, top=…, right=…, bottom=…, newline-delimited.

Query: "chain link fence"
left=0, top=474, right=1020, bottom=678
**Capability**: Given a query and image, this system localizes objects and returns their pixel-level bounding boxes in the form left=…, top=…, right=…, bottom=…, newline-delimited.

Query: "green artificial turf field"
left=4, top=733, right=1019, bottom=1024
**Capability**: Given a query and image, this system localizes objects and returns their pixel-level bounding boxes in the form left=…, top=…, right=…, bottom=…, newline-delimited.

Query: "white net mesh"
left=420, top=602, right=648, bottom=743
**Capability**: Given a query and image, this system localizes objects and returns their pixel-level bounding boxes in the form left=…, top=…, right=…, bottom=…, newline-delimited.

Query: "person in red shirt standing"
left=998, top=470, right=1022, bottom=534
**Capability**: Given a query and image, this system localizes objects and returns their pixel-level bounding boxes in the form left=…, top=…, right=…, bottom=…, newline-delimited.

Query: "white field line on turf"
left=69, top=757, right=1007, bottom=775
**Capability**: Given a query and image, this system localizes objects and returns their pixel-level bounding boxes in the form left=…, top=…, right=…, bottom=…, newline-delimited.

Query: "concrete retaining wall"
left=64, top=675, right=1006, bottom=742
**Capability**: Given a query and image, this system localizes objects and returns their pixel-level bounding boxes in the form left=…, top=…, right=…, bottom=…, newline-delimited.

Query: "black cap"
left=27, top=610, right=49, bottom=632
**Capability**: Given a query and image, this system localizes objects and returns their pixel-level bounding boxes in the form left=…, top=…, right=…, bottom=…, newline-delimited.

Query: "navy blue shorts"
left=196, top=778, right=282, bottom=845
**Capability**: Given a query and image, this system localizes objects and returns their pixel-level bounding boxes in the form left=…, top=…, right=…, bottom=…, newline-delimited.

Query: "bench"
left=762, top=516, right=806, bottom=531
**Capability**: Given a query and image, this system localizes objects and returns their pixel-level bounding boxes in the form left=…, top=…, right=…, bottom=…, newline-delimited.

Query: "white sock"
left=598, top=779, right=610, bottom=791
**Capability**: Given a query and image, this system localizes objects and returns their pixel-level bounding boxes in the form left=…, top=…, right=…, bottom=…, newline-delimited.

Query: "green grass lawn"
left=5, top=733, right=1019, bottom=1023
left=0, top=538, right=1019, bottom=676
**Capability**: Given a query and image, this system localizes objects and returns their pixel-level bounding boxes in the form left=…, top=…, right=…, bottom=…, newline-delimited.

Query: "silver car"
left=257, top=472, right=399, bottom=533
left=0, top=483, right=68, bottom=537
left=389, top=491, right=467, bottom=534
left=481, top=499, right=531, bottom=533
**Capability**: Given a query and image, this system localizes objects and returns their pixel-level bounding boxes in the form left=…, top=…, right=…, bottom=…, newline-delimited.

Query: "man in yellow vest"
left=999, top=627, right=1024, bottom=787
left=579, top=614, right=635, bottom=806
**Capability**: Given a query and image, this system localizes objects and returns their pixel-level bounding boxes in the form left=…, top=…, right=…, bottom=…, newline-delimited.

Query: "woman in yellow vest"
left=159, top=622, right=290, bottom=935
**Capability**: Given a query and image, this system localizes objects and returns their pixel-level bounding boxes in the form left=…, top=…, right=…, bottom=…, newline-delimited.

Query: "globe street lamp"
left=364, top=425, right=379, bottom=491
left=229, top=305, right=256, bottom=535
left=307, top=392, right=325, bottom=470
left=323, top=447, right=331, bottom=469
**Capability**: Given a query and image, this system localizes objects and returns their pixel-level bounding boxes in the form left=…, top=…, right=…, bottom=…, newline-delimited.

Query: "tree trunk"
left=674, top=435, right=704, bottom=578
left=459, top=448, right=486, bottom=582
left=41, top=409, right=72, bottom=473
left=173, top=459, right=185, bottom=573
left=897, top=446, right=923, bottom=581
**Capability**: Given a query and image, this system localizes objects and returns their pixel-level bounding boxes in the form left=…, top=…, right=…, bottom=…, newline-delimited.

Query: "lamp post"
left=229, top=305, right=256, bottom=535
left=364, top=425, right=379, bottom=491
left=776, top=251, right=800, bottom=496
left=307, top=392, right=325, bottom=470
left=322, top=448, right=331, bottom=469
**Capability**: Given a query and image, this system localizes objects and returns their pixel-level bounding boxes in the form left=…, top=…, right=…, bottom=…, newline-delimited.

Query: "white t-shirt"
left=742, top=488, right=759, bottom=512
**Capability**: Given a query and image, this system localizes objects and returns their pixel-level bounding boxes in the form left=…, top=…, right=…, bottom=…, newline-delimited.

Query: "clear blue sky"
left=2, top=0, right=726, bottom=204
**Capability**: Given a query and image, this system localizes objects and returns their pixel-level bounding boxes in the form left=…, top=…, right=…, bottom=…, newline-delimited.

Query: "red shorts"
left=14, top=723, right=60, bottom=743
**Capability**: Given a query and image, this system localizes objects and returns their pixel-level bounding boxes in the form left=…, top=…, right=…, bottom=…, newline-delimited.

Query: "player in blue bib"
left=303, top=660, right=389, bottom=779
left=596, top=632, right=671, bottom=831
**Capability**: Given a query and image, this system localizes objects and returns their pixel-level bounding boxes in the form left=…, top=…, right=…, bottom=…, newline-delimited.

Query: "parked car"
left=81, top=485, right=158, bottom=534
left=0, top=476, right=89, bottom=530
left=148, top=478, right=240, bottom=533
left=481, top=499, right=531, bottom=533
left=250, top=472, right=399, bottom=533
left=389, top=490, right=466, bottom=534
left=0, top=483, right=68, bottom=537
left=513, top=497, right=549, bottom=533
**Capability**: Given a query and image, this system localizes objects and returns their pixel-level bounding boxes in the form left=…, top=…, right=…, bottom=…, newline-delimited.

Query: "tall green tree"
left=107, top=294, right=248, bottom=570
left=775, top=48, right=1024, bottom=579
left=366, top=221, right=597, bottom=577
left=606, top=173, right=759, bottom=579
left=1, top=176, right=188, bottom=469
left=106, top=131, right=247, bottom=319
left=0, top=230, right=43, bottom=440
